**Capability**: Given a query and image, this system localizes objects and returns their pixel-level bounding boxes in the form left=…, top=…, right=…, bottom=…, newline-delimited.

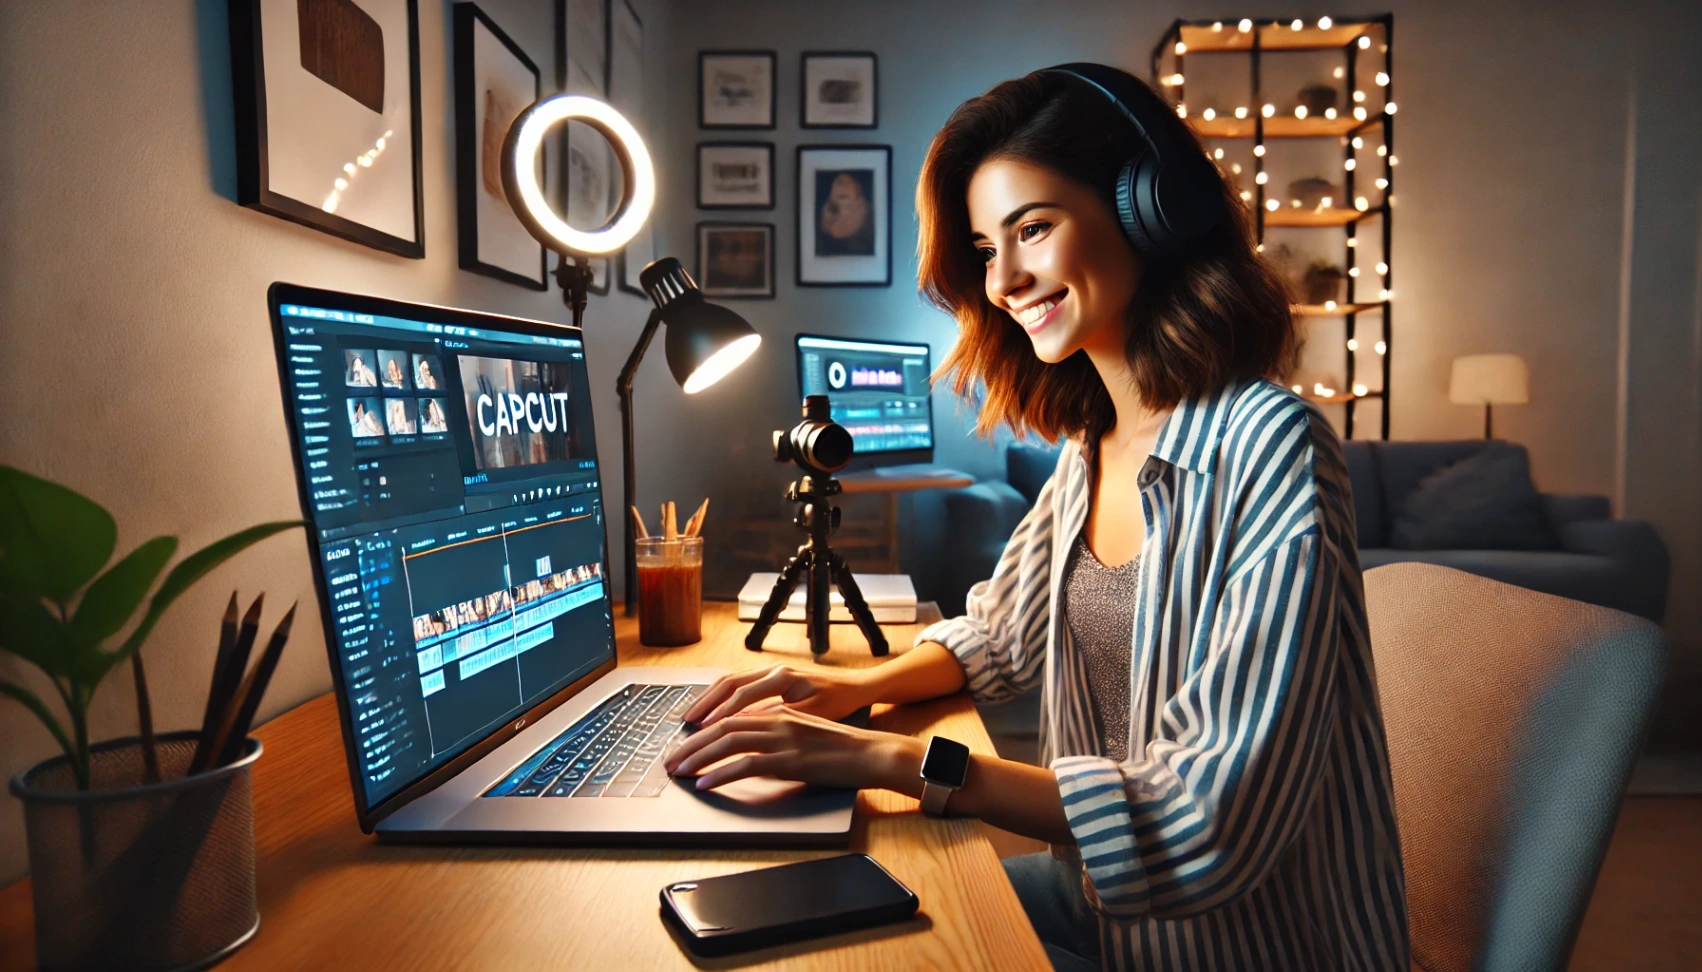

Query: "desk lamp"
left=502, top=95, right=760, bottom=615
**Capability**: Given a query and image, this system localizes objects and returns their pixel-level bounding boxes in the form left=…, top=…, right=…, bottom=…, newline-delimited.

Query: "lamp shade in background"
left=1450, top=354, right=1529, bottom=439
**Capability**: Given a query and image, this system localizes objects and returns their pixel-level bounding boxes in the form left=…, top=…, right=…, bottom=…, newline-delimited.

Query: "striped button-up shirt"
left=919, top=379, right=1409, bottom=971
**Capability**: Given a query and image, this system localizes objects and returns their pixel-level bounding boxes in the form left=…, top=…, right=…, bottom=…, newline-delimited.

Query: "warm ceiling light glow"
left=1231, top=162, right=1242, bottom=174
left=1377, top=144, right=1388, bottom=156
left=1212, top=21, right=1223, bottom=31
left=1324, top=299, right=1337, bottom=309
left=1295, top=105, right=1308, bottom=119
left=1354, top=106, right=1368, bottom=120
left=504, top=94, right=654, bottom=255
left=1347, top=338, right=1360, bottom=350
left=1240, top=190, right=1252, bottom=201
left=1239, top=18, right=1252, bottom=31
left=1176, top=104, right=1188, bottom=117
left=681, top=334, right=762, bottom=394
left=1385, top=101, right=1398, bottom=114
left=1375, top=71, right=1390, bottom=86
left=1253, top=143, right=1265, bottom=156
left=1333, top=66, right=1345, bottom=79
left=1352, top=136, right=1364, bottom=149
left=1389, top=155, right=1398, bottom=165
left=1375, top=177, right=1389, bottom=189
left=1325, top=107, right=1337, bottom=119
left=1353, top=89, right=1366, bottom=103
left=1202, top=107, right=1216, bottom=120
left=1355, top=196, right=1370, bottom=211
left=1318, top=16, right=1333, bottom=29
left=1235, top=106, right=1249, bottom=118
left=1345, top=158, right=1356, bottom=170
left=1255, top=171, right=1268, bottom=184
left=1376, top=262, right=1388, bottom=274
left=1359, top=35, right=1371, bottom=49
left=1175, top=41, right=1187, bottom=54
left=1266, top=198, right=1280, bottom=211
left=1290, top=18, right=1303, bottom=30
left=1353, top=383, right=1369, bottom=397
left=1348, top=267, right=1360, bottom=277
left=1375, top=340, right=1387, bottom=354
left=1262, top=103, right=1275, bottom=117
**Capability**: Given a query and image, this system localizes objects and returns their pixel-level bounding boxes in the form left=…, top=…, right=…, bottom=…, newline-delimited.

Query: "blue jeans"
left=1004, top=852, right=1101, bottom=972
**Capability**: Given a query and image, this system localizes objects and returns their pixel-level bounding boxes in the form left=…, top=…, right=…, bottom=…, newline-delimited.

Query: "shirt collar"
left=1149, top=379, right=1247, bottom=477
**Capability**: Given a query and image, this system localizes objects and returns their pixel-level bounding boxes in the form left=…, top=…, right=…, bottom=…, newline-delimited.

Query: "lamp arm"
left=616, top=307, right=666, bottom=616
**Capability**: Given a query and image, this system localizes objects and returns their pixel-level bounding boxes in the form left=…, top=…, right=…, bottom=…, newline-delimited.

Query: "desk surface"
left=0, top=603, right=1047, bottom=971
left=836, top=466, right=975, bottom=494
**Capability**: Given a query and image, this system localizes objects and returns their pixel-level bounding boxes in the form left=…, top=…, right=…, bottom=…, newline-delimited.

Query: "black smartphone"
left=659, top=853, right=919, bottom=956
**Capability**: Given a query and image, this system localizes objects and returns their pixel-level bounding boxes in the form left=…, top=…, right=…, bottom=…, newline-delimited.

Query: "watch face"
left=921, top=737, right=970, bottom=786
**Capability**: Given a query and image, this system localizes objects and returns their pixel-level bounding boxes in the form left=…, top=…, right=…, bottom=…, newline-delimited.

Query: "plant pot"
left=1303, top=268, right=1346, bottom=305
left=9, top=730, right=262, bottom=972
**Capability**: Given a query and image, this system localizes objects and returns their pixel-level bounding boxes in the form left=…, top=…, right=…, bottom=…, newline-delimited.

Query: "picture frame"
left=699, top=50, right=776, bottom=130
left=558, top=0, right=612, bottom=294
left=697, top=222, right=775, bottom=299
left=453, top=4, right=547, bottom=290
left=797, top=145, right=891, bottom=287
left=697, top=142, right=774, bottom=210
left=229, top=0, right=425, bottom=258
left=801, top=51, right=878, bottom=129
left=606, top=0, right=652, bottom=296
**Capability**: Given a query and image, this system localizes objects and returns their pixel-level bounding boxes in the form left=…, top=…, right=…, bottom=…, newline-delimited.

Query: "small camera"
left=772, top=395, right=855, bottom=476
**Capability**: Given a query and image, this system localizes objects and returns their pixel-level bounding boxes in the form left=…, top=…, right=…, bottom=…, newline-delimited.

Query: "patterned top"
left=1062, top=533, right=1136, bottom=763
left=919, top=379, right=1409, bottom=971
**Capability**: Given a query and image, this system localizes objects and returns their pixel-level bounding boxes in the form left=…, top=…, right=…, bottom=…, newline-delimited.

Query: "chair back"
left=1364, top=563, right=1666, bottom=972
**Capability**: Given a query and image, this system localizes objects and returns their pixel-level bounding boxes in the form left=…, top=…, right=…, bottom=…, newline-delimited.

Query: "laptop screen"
left=271, top=285, right=615, bottom=813
left=795, top=334, right=933, bottom=456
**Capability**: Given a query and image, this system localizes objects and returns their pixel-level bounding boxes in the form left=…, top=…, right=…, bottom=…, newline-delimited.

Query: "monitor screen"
left=795, top=334, right=933, bottom=456
left=271, top=286, right=614, bottom=814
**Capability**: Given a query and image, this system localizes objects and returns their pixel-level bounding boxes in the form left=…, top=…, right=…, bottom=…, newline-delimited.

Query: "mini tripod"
left=744, top=473, right=888, bottom=658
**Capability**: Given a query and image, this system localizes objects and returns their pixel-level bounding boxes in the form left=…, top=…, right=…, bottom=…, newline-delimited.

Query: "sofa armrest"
left=1542, top=493, right=1612, bottom=527
left=938, top=481, right=1033, bottom=617
left=1559, top=519, right=1670, bottom=622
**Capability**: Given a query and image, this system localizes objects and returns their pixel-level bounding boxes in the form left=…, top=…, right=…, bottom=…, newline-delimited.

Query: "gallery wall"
left=0, top=0, right=1698, bottom=886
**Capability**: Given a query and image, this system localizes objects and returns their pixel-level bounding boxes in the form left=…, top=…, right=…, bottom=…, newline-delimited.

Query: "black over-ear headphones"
left=1038, top=63, right=1224, bottom=259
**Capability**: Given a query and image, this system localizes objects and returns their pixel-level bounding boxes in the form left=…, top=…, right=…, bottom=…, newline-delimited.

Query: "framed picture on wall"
left=453, top=4, right=547, bottom=289
left=797, top=145, right=890, bottom=287
left=559, top=0, right=611, bottom=294
left=699, top=51, right=776, bottom=129
left=697, top=142, right=774, bottom=209
left=801, top=52, right=877, bottom=129
left=697, top=222, right=775, bottom=299
left=606, top=0, right=652, bottom=295
left=230, top=0, right=425, bottom=258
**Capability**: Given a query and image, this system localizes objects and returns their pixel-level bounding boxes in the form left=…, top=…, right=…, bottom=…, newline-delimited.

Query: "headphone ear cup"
left=1116, top=155, right=1161, bottom=258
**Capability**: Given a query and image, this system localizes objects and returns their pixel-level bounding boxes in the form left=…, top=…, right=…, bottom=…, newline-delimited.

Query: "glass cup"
left=636, top=536, right=703, bottom=646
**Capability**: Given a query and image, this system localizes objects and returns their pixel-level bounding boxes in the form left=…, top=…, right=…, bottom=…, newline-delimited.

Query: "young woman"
left=665, top=66, right=1408, bottom=971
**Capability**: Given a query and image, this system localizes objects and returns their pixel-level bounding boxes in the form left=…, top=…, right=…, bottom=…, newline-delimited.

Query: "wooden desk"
left=0, top=603, right=1047, bottom=971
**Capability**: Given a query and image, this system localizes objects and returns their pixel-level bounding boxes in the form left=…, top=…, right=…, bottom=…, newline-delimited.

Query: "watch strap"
left=920, top=778, right=954, bottom=816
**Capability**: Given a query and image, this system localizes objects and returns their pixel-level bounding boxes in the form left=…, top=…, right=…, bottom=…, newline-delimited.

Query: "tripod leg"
left=745, top=549, right=810, bottom=651
left=828, top=551, right=889, bottom=657
left=808, top=548, right=832, bottom=657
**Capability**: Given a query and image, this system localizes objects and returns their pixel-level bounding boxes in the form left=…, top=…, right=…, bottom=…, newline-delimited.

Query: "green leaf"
left=0, top=466, right=118, bottom=607
left=0, top=588, right=73, bottom=679
left=109, top=521, right=302, bottom=668
left=69, top=536, right=178, bottom=648
left=0, top=677, right=76, bottom=764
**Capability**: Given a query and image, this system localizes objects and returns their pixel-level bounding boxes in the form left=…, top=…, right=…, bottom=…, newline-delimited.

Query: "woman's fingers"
left=696, top=753, right=790, bottom=791
left=664, top=714, right=770, bottom=773
left=682, top=666, right=780, bottom=724
left=700, top=667, right=799, bottom=726
left=670, top=729, right=786, bottom=778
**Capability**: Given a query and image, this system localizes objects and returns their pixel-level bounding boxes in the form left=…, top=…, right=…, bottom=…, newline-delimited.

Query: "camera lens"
left=794, top=420, right=853, bottom=471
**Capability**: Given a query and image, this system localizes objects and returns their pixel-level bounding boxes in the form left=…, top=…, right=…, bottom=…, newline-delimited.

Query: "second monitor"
left=795, top=334, right=933, bottom=469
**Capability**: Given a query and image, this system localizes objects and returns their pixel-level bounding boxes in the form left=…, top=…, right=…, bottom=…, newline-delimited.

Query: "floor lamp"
left=1450, top=354, right=1529, bottom=439
left=502, top=95, right=760, bottom=616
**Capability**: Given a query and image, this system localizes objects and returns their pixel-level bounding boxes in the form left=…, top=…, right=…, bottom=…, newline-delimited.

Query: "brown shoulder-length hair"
left=917, top=68, right=1296, bottom=442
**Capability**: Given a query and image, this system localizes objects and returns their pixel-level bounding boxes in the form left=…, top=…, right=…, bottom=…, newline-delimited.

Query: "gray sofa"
left=941, top=439, right=1669, bottom=622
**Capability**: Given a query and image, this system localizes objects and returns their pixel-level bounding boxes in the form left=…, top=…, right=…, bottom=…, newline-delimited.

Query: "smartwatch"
left=919, top=736, right=971, bottom=816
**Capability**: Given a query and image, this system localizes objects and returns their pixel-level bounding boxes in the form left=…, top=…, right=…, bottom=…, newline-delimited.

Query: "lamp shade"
left=640, top=258, right=761, bottom=393
left=1449, top=354, right=1529, bottom=406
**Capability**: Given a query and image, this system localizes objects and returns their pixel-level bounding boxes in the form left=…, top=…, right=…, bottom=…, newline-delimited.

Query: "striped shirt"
left=919, top=379, right=1409, bottom=971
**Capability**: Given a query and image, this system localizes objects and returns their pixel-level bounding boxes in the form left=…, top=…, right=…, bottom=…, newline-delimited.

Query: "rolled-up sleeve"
left=1055, top=530, right=1341, bottom=919
left=916, top=469, right=1059, bottom=704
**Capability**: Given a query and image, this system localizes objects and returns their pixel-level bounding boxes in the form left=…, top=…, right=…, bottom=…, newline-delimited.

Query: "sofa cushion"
left=1340, top=440, right=1386, bottom=546
left=1390, top=444, right=1559, bottom=551
left=1373, top=440, right=1490, bottom=516
left=1359, top=548, right=1653, bottom=619
left=1006, top=441, right=1063, bottom=506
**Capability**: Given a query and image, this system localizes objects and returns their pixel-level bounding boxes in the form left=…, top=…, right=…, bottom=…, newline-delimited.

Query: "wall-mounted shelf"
left=1155, top=14, right=1396, bottom=440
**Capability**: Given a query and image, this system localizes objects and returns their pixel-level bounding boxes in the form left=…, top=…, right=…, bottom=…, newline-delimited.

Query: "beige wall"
left=2, top=0, right=1698, bottom=887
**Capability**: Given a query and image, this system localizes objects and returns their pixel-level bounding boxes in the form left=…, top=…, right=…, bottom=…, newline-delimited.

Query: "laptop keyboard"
left=483, top=683, right=707, bottom=799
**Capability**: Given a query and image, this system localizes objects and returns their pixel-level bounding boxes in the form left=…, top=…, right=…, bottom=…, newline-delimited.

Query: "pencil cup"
left=10, top=730, right=262, bottom=972
left=636, top=536, right=703, bottom=647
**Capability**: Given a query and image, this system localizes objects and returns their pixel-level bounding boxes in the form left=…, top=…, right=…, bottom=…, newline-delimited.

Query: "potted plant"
left=1303, top=258, right=1347, bottom=305
left=1, top=465, right=300, bottom=971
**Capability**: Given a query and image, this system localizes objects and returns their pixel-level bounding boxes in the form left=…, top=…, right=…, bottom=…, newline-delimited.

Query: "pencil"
left=190, top=593, right=242, bottom=773
left=212, top=603, right=298, bottom=768
left=630, top=505, right=650, bottom=539
left=191, top=594, right=263, bottom=774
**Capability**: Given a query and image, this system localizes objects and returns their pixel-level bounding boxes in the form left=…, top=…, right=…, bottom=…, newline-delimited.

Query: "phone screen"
left=665, top=854, right=913, bottom=935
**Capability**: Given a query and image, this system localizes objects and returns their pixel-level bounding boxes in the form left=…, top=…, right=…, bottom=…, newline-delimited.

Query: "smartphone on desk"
left=659, top=853, right=919, bottom=956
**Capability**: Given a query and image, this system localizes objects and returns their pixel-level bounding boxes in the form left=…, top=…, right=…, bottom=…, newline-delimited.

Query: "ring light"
left=501, top=94, right=656, bottom=257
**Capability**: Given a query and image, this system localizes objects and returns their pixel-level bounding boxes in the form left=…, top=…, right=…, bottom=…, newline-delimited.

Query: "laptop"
left=268, top=283, right=855, bottom=845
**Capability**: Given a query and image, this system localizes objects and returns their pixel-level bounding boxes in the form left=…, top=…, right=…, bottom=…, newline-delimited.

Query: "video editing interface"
left=278, top=301, right=614, bottom=809
left=796, top=335, right=933, bottom=454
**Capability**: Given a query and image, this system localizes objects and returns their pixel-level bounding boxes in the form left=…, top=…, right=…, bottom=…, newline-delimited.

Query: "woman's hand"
left=681, top=664, right=874, bottom=726
left=664, top=708, right=923, bottom=793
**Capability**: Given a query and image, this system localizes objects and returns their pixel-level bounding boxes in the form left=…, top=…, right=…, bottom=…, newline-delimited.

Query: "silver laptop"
left=269, top=283, right=854, bottom=846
